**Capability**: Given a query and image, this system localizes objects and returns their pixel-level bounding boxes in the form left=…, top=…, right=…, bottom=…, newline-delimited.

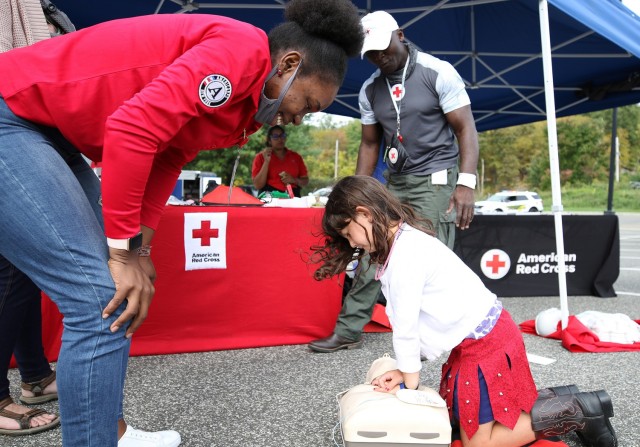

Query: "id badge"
left=384, top=134, right=409, bottom=173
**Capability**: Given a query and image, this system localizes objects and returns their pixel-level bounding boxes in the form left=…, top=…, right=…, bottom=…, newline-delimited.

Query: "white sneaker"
left=118, top=425, right=182, bottom=447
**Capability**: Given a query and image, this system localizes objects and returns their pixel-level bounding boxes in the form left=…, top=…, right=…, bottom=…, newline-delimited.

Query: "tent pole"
left=606, top=107, right=618, bottom=214
left=539, top=0, right=569, bottom=329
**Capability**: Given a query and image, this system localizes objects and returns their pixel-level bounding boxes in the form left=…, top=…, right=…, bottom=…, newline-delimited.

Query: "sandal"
left=20, top=371, right=58, bottom=405
left=0, top=396, right=60, bottom=436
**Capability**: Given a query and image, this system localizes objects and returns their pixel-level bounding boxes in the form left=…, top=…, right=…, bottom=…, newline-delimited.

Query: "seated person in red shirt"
left=252, top=126, right=309, bottom=197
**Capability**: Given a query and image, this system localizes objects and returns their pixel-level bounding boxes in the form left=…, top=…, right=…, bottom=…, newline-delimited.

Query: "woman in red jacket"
left=0, top=0, right=364, bottom=445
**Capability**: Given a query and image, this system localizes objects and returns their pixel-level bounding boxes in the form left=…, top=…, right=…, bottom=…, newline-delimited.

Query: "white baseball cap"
left=360, top=11, right=399, bottom=58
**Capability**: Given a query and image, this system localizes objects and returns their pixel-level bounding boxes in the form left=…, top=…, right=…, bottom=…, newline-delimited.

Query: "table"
left=454, top=214, right=619, bottom=297
left=33, top=206, right=344, bottom=364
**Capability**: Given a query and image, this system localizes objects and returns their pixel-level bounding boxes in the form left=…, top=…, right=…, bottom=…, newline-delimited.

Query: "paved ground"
left=6, top=213, right=640, bottom=447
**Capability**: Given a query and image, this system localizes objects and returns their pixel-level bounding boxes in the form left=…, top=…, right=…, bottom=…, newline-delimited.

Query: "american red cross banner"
left=454, top=214, right=619, bottom=297
left=184, top=212, right=227, bottom=270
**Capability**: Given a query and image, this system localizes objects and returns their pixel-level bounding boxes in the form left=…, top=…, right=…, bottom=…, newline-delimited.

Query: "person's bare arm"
left=252, top=149, right=272, bottom=189
left=445, top=105, right=479, bottom=230
left=355, top=123, right=383, bottom=176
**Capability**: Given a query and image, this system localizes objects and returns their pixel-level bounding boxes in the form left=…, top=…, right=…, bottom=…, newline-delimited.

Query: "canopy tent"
left=55, top=0, right=640, bottom=131
left=52, top=0, right=640, bottom=326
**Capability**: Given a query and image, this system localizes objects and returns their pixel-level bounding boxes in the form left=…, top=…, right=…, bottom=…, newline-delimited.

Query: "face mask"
left=254, top=60, right=303, bottom=125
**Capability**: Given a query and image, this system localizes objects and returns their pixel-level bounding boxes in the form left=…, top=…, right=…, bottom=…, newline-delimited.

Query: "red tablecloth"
left=20, top=205, right=347, bottom=365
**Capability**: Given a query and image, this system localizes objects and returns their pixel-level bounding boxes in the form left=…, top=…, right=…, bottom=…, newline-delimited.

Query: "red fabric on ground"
left=519, top=316, right=640, bottom=353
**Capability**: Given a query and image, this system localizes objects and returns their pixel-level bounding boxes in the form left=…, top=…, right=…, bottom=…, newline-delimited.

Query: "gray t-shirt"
left=359, top=49, right=470, bottom=176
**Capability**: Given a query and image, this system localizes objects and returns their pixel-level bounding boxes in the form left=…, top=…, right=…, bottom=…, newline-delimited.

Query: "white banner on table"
left=184, top=212, right=227, bottom=270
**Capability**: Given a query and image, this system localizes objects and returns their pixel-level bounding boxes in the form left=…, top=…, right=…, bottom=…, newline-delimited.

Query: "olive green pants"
left=334, top=167, right=458, bottom=341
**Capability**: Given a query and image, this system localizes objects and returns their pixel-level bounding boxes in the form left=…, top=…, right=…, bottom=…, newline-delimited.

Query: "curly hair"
left=268, top=0, right=364, bottom=86
left=311, top=176, right=435, bottom=281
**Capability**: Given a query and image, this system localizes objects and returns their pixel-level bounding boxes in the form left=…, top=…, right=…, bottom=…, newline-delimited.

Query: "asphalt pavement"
left=6, top=213, right=640, bottom=447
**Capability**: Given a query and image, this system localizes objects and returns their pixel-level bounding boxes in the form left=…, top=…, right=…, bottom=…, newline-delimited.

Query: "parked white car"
left=312, top=187, right=333, bottom=197
left=475, top=191, right=543, bottom=213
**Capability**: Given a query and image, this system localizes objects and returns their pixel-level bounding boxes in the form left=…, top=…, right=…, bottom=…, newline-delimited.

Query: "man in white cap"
left=310, top=10, right=479, bottom=353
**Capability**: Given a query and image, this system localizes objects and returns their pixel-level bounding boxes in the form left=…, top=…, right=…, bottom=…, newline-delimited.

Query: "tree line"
left=184, top=104, right=640, bottom=196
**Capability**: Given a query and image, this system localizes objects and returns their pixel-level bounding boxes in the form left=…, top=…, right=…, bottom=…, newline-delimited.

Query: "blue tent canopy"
left=54, top=0, right=640, bottom=131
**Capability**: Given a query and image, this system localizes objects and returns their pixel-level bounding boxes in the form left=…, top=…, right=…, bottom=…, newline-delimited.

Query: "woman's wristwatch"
left=107, top=232, right=143, bottom=251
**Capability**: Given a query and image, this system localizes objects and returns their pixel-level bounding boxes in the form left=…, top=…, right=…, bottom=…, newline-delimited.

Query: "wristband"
left=456, top=173, right=477, bottom=189
left=137, top=245, right=152, bottom=257
left=399, top=383, right=406, bottom=390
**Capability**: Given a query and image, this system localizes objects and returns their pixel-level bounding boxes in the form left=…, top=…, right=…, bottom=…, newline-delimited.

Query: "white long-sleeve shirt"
left=379, top=224, right=496, bottom=372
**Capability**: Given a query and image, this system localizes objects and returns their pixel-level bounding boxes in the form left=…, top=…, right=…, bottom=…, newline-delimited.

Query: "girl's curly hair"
left=311, top=175, right=435, bottom=281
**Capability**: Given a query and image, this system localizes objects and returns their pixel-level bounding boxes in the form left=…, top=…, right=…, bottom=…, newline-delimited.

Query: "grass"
left=537, top=179, right=640, bottom=212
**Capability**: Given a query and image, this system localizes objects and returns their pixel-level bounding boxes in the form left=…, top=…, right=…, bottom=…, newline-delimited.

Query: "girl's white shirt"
left=379, top=224, right=496, bottom=373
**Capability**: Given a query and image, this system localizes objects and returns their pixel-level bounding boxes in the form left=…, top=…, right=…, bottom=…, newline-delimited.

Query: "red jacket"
left=0, top=14, right=270, bottom=238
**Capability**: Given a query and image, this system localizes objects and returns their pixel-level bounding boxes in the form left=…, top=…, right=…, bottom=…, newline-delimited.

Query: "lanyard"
left=385, top=55, right=410, bottom=142
left=375, top=222, right=404, bottom=280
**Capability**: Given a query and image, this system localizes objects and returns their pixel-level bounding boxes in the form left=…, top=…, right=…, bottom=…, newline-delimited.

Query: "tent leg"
left=539, top=0, right=569, bottom=329
left=606, top=107, right=618, bottom=214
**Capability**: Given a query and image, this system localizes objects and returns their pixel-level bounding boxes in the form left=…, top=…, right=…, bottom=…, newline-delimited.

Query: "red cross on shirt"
left=389, top=151, right=397, bottom=162
left=392, top=85, right=403, bottom=99
left=192, top=221, right=219, bottom=246
left=485, top=254, right=506, bottom=274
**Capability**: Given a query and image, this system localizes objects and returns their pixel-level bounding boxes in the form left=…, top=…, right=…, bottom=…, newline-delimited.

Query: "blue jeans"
left=0, top=254, right=53, bottom=399
left=0, top=98, right=129, bottom=446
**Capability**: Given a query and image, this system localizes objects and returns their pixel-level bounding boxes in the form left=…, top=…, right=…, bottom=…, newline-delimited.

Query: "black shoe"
left=308, top=333, right=363, bottom=353
left=532, top=390, right=617, bottom=447
left=574, top=390, right=618, bottom=447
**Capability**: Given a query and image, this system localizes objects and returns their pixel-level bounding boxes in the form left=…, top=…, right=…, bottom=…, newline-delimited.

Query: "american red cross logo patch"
left=390, top=83, right=405, bottom=100
left=480, top=249, right=511, bottom=279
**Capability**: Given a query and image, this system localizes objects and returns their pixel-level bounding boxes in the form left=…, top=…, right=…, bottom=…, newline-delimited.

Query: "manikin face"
left=364, top=30, right=408, bottom=75
left=263, top=53, right=339, bottom=126
left=339, top=210, right=375, bottom=253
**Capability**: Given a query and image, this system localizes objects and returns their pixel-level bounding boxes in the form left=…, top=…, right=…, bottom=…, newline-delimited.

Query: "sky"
left=622, top=0, right=640, bottom=14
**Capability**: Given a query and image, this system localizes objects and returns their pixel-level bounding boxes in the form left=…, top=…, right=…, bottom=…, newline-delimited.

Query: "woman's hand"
left=371, top=369, right=403, bottom=394
left=103, top=248, right=155, bottom=338
left=263, top=148, right=273, bottom=163
left=279, top=171, right=297, bottom=185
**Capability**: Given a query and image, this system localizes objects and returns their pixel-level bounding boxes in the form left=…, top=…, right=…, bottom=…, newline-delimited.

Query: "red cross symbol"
left=192, top=221, right=219, bottom=246
left=392, top=85, right=403, bottom=99
left=485, top=254, right=506, bottom=274
left=389, top=151, right=397, bottom=162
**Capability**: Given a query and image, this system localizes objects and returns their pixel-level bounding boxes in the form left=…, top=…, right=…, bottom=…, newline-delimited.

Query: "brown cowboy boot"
left=531, top=390, right=617, bottom=447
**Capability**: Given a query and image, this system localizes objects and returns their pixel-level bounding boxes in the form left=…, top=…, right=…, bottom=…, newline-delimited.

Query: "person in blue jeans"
left=0, top=254, right=59, bottom=435
left=0, top=0, right=364, bottom=445
left=0, top=2, right=180, bottom=444
left=0, top=0, right=65, bottom=437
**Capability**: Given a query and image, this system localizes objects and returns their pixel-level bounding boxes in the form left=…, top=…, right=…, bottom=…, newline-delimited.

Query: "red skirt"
left=439, top=309, right=538, bottom=439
